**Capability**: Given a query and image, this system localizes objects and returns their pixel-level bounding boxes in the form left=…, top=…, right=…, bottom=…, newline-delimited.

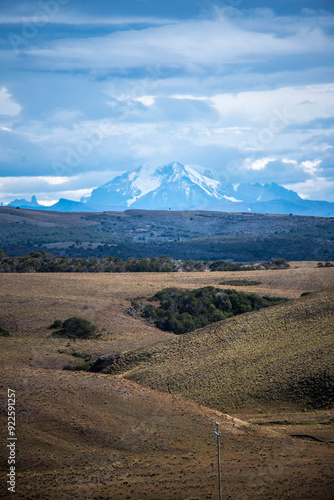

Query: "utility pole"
left=214, top=420, right=222, bottom=500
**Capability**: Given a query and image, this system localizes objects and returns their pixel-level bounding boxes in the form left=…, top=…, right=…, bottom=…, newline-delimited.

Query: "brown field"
left=0, top=264, right=333, bottom=499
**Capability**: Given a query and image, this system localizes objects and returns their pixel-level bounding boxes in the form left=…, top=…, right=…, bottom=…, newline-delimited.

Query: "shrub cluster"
left=0, top=326, right=11, bottom=337
left=0, top=252, right=179, bottom=273
left=49, top=317, right=98, bottom=339
left=209, top=261, right=251, bottom=271
left=0, top=250, right=291, bottom=273
left=139, top=286, right=287, bottom=334
left=259, top=258, right=291, bottom=269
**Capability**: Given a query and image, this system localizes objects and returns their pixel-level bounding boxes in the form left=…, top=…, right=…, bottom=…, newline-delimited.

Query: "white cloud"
left=285, top=178, right=334, bottom=202
left=172, top=94, right=210, bottom=101
left=212, top=127, right=252, bottom=134
left=37, top=199, right=58, bottom=206
left=54, top=188, right=95, bottom=201
left=300, top=160, right=322, bottom=175
left=247, top=157, right=276, bottom=170
left=37, top=176, right=71, bottom=185
left=282, top=158, right=298, bottom=165
left=24, top=13, right=334, bottom=71
left=0, top=87, right=21, bottom=116
left=0, top=172, right=119, bottom=204
left=134, top=96, right=155, bottom=106
left=212, top=84, right=334, bottom=125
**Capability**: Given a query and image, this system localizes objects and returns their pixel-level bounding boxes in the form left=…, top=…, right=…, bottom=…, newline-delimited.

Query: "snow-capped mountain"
left=82, top=162, right=237, bottom=210
left=5, top=162, right=334, bottom=216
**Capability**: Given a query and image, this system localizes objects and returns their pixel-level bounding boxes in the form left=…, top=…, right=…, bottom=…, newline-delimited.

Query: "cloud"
left=285, top=177, right=334, bottom=202
left=20, top=12, right=334, bottom=72
left=212, top=84, right=334, bottom=126
left=0, top=171, right=120, bottom=204
left=247, top=157, right=276, bottom=170
left=300, top=159, right=322, bottom=175
left=282, top=158, right=298, bottom=165
left=0, top=87, right=21, bottom=116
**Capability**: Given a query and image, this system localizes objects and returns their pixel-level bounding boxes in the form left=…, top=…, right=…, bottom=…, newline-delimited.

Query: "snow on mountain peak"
left=126, top=164, right=162, bottom=205
left=123, top=162, right=223, bottom=206
left=82, top=161, right=303, bottom=211
left=84, top=161, right=232, bottom=209
left=184, top=165, right=221, bottom=197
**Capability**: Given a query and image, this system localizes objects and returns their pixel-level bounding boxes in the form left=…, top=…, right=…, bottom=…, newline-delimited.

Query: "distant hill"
left=48, top=198, right=96, bottom=212
left=98, top=288, right=334, bottom=412
left=0, top=206, right=333, bottom=260
left=4, top=162, right=334, bottom=216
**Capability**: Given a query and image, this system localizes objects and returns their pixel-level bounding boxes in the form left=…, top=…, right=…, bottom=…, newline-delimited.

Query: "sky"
left=0, top=0, right=334, bottom=205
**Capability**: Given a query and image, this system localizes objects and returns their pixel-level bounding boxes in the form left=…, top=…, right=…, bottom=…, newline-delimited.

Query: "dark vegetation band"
left=0, top=250, right=292, bottom=273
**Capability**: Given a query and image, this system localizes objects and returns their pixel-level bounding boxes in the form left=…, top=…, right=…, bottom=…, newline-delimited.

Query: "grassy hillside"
left=0, top=268, right=333, bottom=498
left=2, top=365, right=333, bottom=500
left=102, top=289, right=334, bottom=413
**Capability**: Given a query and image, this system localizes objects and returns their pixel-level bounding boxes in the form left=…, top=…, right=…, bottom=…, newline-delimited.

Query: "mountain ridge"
left=84, top=162, right=237, bottom=211
left=3, top=162, right=334, bottom=216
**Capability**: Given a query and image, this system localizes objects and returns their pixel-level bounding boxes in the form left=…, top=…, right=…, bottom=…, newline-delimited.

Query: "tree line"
left=0, top=249, right=291, bottom=273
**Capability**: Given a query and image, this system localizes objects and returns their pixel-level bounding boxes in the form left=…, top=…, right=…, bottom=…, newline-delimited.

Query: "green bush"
left=140, top=286, right=287, bottom=334
left=51, top=317, right=98, bottom=339
left=0, top=327, right=11, bottom=337
left=260, top=258, right=290, bottom=269
left=209, top=261, right=251, bottom=272
left=48, top=319, right=62, bottom=329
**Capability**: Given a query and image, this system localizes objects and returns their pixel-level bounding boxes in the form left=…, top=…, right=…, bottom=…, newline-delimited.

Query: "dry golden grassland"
left=111, top=288, right=334, bottom=412
left=1, top=365, right=333, bottom=500
left=0, top=263, right=333, bottom=499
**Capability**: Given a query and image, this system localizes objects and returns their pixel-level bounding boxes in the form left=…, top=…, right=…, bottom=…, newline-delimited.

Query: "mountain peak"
left=156, top=161, right=187, bottom=179
left=83, top=162, right=234, bottom=210
left=78, top=161, right=316, bottom=213
left=4, top=162, right=333, bottom=215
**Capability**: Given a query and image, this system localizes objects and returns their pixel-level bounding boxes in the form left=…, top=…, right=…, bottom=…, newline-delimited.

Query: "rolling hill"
left=98, top=288, right=334, bottom=413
